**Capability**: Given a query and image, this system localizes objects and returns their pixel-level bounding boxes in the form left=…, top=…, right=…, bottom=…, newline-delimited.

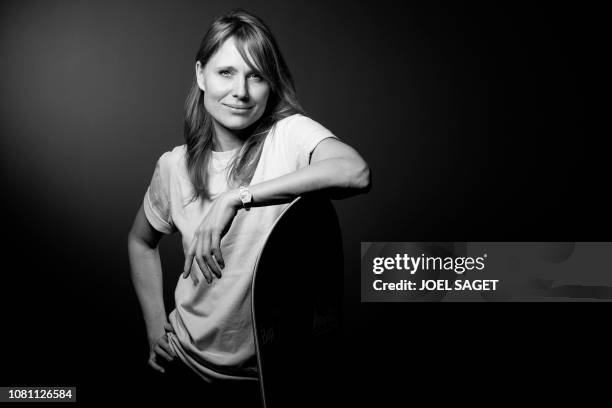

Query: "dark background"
left=0, top=0, right=606, bottom=404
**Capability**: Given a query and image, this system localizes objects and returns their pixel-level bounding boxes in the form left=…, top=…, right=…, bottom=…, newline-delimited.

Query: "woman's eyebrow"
left=216, top=65, right=260, bottom=74
left=216, top=65, right=238, bottom=72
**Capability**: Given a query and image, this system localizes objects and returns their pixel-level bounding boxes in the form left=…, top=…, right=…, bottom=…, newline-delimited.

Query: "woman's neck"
left=212, top=120, right=246, bottom=152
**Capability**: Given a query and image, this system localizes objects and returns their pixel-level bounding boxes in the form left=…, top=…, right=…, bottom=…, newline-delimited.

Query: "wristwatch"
left=238, top=185, right=253, bottom=211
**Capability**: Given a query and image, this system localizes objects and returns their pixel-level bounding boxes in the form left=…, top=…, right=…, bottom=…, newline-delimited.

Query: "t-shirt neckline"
left=211, top=147, right=240, bottom=161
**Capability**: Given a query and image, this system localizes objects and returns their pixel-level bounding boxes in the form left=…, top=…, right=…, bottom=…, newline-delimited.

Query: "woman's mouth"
left=223, top=103, right=253, bottom=112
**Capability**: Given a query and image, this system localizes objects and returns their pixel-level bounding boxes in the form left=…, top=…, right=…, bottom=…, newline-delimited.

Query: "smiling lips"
left=223, top=103, right=253, bottom=110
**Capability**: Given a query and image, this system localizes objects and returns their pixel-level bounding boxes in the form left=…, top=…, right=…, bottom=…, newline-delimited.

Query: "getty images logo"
left=372, top=253, right=488, bottom=275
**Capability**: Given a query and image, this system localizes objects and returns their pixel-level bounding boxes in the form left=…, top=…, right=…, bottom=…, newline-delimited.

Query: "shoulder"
left=270, top=114, right=335, bottom=148
left=273, top=113, right=330, bottom=134
left=165, top=144, right=187, bottom=162
left=159, top=144, right=187, bottom=165
left=156, top=144, right=187, bottom=177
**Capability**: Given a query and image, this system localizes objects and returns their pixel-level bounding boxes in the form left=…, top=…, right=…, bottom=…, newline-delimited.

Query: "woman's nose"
left=232, top=77, right=249, bottom=99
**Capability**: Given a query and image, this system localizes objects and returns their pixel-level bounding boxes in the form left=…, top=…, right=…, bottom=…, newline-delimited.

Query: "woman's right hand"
left=148, top=322, right=177, bottom=373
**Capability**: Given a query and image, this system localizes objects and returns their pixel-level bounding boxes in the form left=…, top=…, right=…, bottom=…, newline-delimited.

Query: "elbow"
left=363, top=166, right=372, bottom=193
left=346, top=159, right=372, bottom=193
left=358, top=165, right=372, bottom=193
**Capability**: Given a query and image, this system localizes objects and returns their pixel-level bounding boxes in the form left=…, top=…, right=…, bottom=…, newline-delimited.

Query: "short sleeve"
left=143, top=151, right=176, bottom=234
left=280, top=115, right=339, bottom=170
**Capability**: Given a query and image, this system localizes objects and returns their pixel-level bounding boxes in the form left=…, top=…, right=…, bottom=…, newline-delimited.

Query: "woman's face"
left=196, top=37, right=270, bottom=132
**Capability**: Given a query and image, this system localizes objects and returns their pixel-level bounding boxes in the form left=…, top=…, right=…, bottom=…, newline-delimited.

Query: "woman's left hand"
left=183, top=190, right=241, bottom=283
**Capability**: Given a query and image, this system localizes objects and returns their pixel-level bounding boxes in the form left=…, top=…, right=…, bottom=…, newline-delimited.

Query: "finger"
left=202, top=232, right=222, bottom=279
left=159, top=336, right=176, bottom=358
left=155, top=344, right=174, bottom=362
left=148, top=354, right=165, bottom=373
left=195, top=256, right=213, bottom=284
left=205, top=251, right=222, bottom=279
left=162, top=325, right=177, bottom=357
left=196, top=237, right=214, bottom=284
left=210, top=233, right=225, bottom=271
left=183, top=235, right=198, bottom=279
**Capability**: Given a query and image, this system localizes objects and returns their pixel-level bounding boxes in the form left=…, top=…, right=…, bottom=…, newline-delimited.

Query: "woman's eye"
left=219, top=70, right=231, bottom=77
left=248, top=73, right=262, bottom=81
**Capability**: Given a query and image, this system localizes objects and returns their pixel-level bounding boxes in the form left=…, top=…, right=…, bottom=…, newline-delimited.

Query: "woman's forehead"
left=207, top=37, right=258, bottom=70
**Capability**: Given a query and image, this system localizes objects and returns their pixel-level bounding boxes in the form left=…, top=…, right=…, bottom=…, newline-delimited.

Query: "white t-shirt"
left=142, top=114, right=337, bottom=382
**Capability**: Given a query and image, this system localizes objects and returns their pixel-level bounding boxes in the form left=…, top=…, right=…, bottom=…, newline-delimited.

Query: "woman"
left=127, top=8, right=370, bottom=405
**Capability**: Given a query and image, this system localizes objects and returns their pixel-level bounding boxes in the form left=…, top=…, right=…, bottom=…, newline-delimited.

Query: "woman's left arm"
left=230, top=137, right=371, bottom=207
left=183, top=138, right=370, bottom=282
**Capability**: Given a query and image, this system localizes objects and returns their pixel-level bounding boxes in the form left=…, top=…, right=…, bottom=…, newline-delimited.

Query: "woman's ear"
left=195, top=61, right=206, bottom=92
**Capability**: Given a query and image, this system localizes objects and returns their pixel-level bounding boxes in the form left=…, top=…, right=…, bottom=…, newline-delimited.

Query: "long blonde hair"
left=183, top=9, right=304, bottom=203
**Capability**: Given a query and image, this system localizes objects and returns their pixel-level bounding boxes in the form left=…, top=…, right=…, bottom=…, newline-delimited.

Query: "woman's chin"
left=218, top=116, right=258, bottom=131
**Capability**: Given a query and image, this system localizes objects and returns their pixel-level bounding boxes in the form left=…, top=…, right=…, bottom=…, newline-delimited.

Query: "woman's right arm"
left=127, top=204, right=176, bottom=372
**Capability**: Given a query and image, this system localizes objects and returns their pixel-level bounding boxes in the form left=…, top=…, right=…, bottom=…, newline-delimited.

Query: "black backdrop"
left=0, top=0, right=606, bottom=404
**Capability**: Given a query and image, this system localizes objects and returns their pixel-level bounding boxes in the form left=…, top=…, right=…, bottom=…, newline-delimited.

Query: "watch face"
left=240, top=187, right=252, bottom=203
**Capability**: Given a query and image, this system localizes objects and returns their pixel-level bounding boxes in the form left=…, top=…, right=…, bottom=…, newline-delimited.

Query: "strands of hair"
left=183, top=9, right=304, bottom=205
